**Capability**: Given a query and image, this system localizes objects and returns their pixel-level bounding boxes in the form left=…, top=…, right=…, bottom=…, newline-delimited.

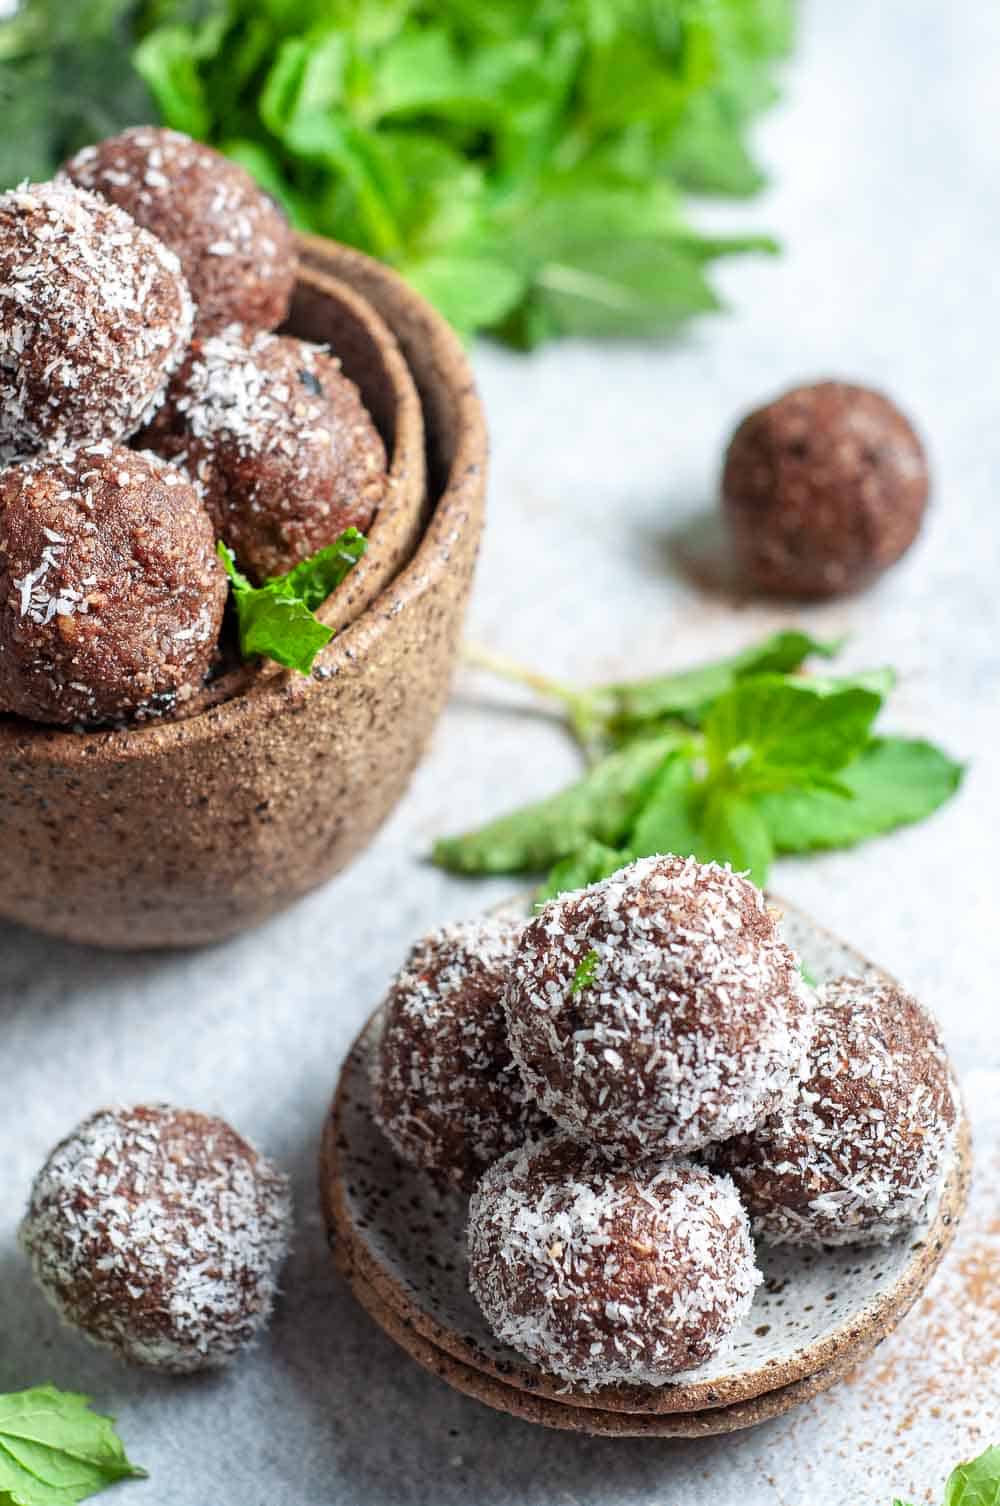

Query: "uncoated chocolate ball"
left=722, top=381, right=929, bottom=597
left=468, top=1138, right=760, bottom=1387
left=19, top=1104, right=292, bottom=1372
left=0, top=444, right=227, bottom=726
left=62, top=127, right=296, bottom=336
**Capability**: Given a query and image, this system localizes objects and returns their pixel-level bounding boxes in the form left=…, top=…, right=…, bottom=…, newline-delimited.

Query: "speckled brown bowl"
left=320, top=897, right=971, bottom=1430
left=0, top=241, right=486, bottom=949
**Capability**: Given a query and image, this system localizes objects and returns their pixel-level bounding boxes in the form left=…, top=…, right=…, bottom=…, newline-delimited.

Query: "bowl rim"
left=320, top=893, right=972, bottom=1417
left=0, top=238, right=485, bottom=765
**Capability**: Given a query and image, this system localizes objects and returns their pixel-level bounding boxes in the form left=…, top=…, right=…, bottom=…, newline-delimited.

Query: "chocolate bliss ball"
left=468, top=1138, right=760, bottom=1387
left=0, top=180, right=193, bottom=462
left=0, top=444, right=226, bottom=725
left=63, top=127, right=296, bottom=335
left=141, top=327, right=387, bottom=582
left=373, top=918, right=546, bottom=1192
left=19, top=1104, right=292, bottom=1373
left=709, top=976, right=958, bottom=1247
left=722, top=381, right=929, bottom=597
left=505, top=856, right=812, bottom=1160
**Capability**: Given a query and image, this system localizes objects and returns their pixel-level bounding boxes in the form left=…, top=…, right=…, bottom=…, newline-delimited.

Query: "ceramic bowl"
left=320, top=896, right=971, bottom=1432
left=0, top=242, right=486, bottom=949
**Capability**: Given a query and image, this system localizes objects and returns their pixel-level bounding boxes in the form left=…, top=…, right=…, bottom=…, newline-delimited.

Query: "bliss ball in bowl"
left=708, top=975, right=959, bottom=1247
left=140, top=327, right=388, bottom=582
left=0, top=444, right=227, bottom=726
left=468, top=1137, right=760, bottom=1388
left=0, top=180, right=193, bottom=462
left=19, top=1104, right=292, bottom=1373
left=372, top=918, right=547, bottom=1193
left=504, top=855, right=813, bottom=1160
left=722, top=380, right=929, bottom=598
left=62, top=127, right=296, bottom=335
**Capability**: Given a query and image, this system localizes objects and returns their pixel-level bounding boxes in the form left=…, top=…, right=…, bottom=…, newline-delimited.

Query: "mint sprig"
left=219, top=528, right=366, bottom=675
left=435, top=632, right=964, bottom=893
left=0, top=1386, right=145, bottom=1506
left=895, top=1443, right=1000, bottom=1506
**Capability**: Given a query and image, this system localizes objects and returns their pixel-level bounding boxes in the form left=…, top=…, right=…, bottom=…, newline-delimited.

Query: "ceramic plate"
left=321, top=897, right=970, bottom=1417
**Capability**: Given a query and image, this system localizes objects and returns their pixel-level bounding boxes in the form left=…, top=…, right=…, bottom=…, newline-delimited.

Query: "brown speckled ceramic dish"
left=320, top=897, right=971, bottom=1428
left=0, top=240, right=486, bottom=949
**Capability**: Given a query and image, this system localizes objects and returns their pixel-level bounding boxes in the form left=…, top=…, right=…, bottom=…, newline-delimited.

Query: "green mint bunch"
left=433, top=630, right=964, bottom=895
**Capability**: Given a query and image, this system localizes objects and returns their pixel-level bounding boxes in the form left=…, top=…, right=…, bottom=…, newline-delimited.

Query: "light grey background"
left=3, top=3, right=999, bottom=1502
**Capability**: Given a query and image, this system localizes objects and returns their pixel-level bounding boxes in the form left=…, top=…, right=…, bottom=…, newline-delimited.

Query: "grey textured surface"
left=3, top=2, right=999, bottom=1503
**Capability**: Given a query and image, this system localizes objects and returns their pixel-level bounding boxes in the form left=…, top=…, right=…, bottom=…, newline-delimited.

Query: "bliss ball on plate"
left=721, top=380, right=929, bottom=598
left=468, top=1137, right=760, bottom=1388
left=0, top=180, right=193, bottom=462
left=504, top=855, right=813, bottom=1160
left=139, top=326, right=387, bottom=582
left=0, top=443, right=227, bottom=726
left=372, top=918, right=547, bottom=1192
left=19, top=1104, right=292, bottom=1373
left=708, top=975, right=959, bottom=1247
left=62, top=127, right=296, bottom=335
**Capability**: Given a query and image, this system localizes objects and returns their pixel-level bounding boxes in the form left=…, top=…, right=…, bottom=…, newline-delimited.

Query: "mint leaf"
left=759, top=738, right=965, bottom=852
left=0, top=1385, right=145, bottom=1506
left=595, top=629, right=841, bottom=733
left=539, top=841, right=630, bottom=903
left=700, top=790, right=774, bottom=886
left=628, top=751, right=703, bottom=858
left=943, top=1446, right=1000, bottom=1506
left=219, top=530, right=366, bottom=675
left=570, top=949, right=600, bottom=995
left=432, top=734, right=683, bottom=876
left=704, top=677, right=883, bottom=795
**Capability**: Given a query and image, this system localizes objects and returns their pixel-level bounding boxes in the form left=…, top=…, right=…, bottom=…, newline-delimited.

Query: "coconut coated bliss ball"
left=19, top=1104, right=292, bottom=1372
left=504, top=855, right=813, bottom=1159
left=709, top=976, right=959, bottom=1247
left=372, top=918, right=546, bottom=1192
left=722, top=380, right=929, bottom=598
left=0, top=444, right=227, bottom=725
left=141, top=326, right=387, bottom=582
left=0, top=180, right=193, bottom=462
left=62, top=126, right=297, bottom=336
left=468, top=1138, right=760, bottom=1388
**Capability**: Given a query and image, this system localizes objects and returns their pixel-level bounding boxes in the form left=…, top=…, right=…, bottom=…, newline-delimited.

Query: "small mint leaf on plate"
left=0, top=1385, right=145, bottom=1506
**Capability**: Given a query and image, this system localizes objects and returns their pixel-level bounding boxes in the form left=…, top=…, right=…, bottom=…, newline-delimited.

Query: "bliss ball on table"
left=504, top=855, right=813, bottom=1160
left=372, top=918, right=547, bottom=1193
left=0, top=444, right=227, bottom=726
left=19, top=1104, right=292, bottom=1373
left=62, top=126, right=296, bottom=335
left=0, top=180, right=193, bottom=462
left=468, top=1137, right=760, bottom=1388
left=708, top=975, right=959, bottom=1247
left=139, top=326, right=387, bottom=582
left=721, top=380, right=929, bottom=598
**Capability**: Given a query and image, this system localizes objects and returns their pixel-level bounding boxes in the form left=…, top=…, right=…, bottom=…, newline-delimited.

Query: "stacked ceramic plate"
left=320, top=899, right=970, bottom=1437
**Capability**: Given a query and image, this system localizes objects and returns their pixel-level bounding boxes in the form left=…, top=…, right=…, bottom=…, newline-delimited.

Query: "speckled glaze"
left=0, top=241, right=486, bottom=948
left=320, top=897, right=971, bottom=1429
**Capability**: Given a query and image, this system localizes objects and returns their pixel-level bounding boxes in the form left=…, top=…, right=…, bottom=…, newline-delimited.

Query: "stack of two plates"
left=320, top=901, right=971, bottom=1437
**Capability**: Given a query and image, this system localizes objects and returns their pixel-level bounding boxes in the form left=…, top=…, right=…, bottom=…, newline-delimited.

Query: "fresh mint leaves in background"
left=895, top=1443, right=1000, bottom=1506
left=0, top=1385, right=145, bottom=1505
left=434, top=632, right=964, bottom=893
left=0, top=0, right=793, bottom=344
left=219, top=527, right=366, bottom=675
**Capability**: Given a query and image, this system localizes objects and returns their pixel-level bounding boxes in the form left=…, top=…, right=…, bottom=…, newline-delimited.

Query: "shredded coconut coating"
left=708, top=976, right=959, bottom=1247
left=468, top=1138, right=760, bottom=1388
left=505, top=855, right=813, bottom=1159
left=0, top=180, right=193, bottom=462
left=19, top=1104, right=292, bottom=1373
left=372, top=919, right=549, bottom=1192
left=139, top=326, right=387, bottom=582
left=62, top=127, right=296, bottom=335
left=0, top=444, right=227, bottom=726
